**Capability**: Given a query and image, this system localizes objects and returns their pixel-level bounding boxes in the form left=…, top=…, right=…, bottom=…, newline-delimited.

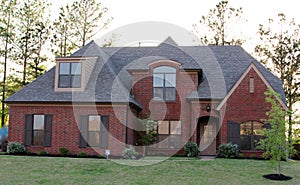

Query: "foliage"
left=217, top=142, right=238, bottom=158
left=193, top=0, right=245, bottom=45
left=121, top=145, right=138, bottom=160
left=184, top=141, right=199, bottom=157
left=255, top=13, right=300, bottom=144
left=59, top=147, right=69, bottom=156
left=52, top=0, right=113, bottom=56
left=77, top=151, right=88, bottom=157
left=13, top=0, right=51, bottom=86
left=137, top=117, right=157, bottom=157
left=137, top=119, right=157, bottom=146
left=7, top=142, right=26, bottom=154
left=293, top=129, right=300, bottom=144
left=0, top=0, right=17, bottom=127
left=39, top=150, right=48, bottom=156
left=257, top=88, right=295, bottom=176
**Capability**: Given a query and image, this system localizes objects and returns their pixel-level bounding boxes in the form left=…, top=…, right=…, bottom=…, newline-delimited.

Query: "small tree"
left=137, top=118, right=157, bottom=158
left=258, top=88, right=295, bottom=176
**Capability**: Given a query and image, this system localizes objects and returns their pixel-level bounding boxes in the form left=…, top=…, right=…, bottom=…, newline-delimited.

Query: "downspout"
left=125, top=104, right=129, bottom=145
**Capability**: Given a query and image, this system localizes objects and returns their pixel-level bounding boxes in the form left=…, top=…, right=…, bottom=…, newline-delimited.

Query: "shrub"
left=250, top=154, right=256, bottom=159
left=218, top=142, right=239, bottom=158
left=7, top=142, right=26, bottom=154
left=238, top=153, right=244, bottom=158
left=122, top=146, right=138, bottom=159
left=39, top=150, right=48, bottom=156
left=59, top=147, right=69, bottom=156
left=98, top=154, right=106, bottom=159
left=77, top=152, right=88, bottom=158
left=184, top=141, right=199, bottom=157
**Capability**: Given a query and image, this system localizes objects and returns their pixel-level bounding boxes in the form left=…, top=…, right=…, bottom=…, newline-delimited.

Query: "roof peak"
left=159, top=36, right=178, bottom=47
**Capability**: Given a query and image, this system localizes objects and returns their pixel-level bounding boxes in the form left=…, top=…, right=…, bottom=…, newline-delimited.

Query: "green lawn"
left=0, top=156, right=299, bottom=185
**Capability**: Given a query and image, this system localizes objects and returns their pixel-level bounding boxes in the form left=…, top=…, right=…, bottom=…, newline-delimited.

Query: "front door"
left=197, top=117, right=217, bottom=156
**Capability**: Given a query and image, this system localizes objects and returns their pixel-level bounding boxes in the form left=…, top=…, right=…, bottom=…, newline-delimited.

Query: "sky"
left=49, top=0, right=300, bottom=53
left=48, top=0, right=300, bottom=120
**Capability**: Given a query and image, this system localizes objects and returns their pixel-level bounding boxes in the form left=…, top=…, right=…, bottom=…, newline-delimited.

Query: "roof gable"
left=215, top=63, right=287, bottom=110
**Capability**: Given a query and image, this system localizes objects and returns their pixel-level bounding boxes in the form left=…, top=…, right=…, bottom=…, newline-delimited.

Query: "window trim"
left=58, top=62, right=82, bottom=88
left=240, top=120, right=266, bottom=151
left=152, top=66, right=177, bottom=102
left=87, top=115, right=101, bottom=147
left=250, top=77, right=254, bottom=93
left=54, top=58, right=88, bottom=92
left=155, top=120, right=181, bottom=149
left=32, top=115, right=45, bottom=146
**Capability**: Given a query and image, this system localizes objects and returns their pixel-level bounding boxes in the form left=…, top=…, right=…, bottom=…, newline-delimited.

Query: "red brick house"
left=5, top=37, right=287, bottom=157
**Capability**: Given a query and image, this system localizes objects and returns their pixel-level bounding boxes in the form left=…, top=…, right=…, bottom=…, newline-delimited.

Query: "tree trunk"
left=278, top=161, right=281, bottom=176
left=1, top=3, right=12, bottom=127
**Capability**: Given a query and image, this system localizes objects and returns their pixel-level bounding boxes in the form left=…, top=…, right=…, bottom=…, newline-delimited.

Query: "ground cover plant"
left=0, top=155, right=299, bottom=185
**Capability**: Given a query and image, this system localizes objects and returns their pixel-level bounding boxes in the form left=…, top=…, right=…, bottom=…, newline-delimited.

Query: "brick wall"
left=219, top=67, right=271, bottom=145
left=8, top=104, right=128, bottom=156
left=131, top=60, right=199, bottom=154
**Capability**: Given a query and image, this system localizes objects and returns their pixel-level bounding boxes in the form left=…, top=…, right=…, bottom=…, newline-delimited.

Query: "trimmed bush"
left=122, top=146, right=138, bottom=159
left=59, top=147, right=69, bottom=156
left=7, top=142, right=26, bottom=154
left=184, top=141, right=199, bottom=157
left=218, top=142, right=239, bottom=158
left=39, top=150, right=48, bottom=156
left=77, top=152, right=88, bottom=158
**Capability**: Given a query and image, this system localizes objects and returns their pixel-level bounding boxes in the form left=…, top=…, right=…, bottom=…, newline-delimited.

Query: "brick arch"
left=148, top=60, right=181, bottom=72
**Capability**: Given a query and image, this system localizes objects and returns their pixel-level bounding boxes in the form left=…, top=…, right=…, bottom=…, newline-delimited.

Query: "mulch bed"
left=263, top=174, right=292, bottom=181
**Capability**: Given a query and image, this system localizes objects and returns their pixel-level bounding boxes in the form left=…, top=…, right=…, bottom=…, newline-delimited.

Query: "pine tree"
left=192, top=0, right=245, bottom=45
left=0, top=0, right=17, bottom=127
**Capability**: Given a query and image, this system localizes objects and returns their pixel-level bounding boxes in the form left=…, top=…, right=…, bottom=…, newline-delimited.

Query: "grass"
left=0, top=155, right=299, bottom=185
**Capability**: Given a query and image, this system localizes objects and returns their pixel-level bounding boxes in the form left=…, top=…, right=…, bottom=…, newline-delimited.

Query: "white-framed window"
left=153, top=66, right=176, bottom=101
left=58, top=62, right=82, bottom=88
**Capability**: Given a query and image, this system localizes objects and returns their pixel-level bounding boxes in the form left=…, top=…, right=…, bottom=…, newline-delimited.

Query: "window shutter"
left=79, top=116, right=88, bottom=148
left=228, top=121, right=240, bottom=146
left=100, top=115, right=109, bottom=148
left=24, top=115, right=33, bottom=146
left=44, top=115, right=52, bottom=147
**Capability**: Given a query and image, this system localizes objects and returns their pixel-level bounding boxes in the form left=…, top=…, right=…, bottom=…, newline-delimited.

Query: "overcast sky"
left=49, top=0, right=300, bottom=53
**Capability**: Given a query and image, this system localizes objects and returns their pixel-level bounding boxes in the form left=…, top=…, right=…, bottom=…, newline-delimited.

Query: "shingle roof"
left=5, top=37, right=286, bottom=106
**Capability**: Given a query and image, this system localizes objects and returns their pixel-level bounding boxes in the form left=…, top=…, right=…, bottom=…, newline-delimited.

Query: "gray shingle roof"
left=5, top=37, right=286, bottom=106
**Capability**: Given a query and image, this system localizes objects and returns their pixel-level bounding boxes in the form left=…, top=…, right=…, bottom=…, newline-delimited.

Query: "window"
left=250, top=77, right=254, bottom=93
left=24, top=114, right=52, bottom=146
left=33, top=115, right=45, bottom=146
left=153, top=66, right=176, bottom=101
left=240, top=121, right=266, bottom=150
left=79, top=115, right=109, bottom=148
left=88, top=116, right=101, bottom=147
left=58, top=62, right=82, bottom=88
left=156, top=121, right=181, bottom=149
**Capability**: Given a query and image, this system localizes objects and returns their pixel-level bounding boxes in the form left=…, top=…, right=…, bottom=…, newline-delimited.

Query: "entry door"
left=199, top=122, right=216, bottom=156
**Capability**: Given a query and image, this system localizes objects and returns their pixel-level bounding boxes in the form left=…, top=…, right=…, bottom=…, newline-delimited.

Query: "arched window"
left=240, top=121, right=268, bottom=150
left=153, top=66, right=176, bottom=101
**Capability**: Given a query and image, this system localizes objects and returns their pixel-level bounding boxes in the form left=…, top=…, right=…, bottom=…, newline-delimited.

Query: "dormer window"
left=58, top=62, right=82, bottom=88
left=153, top=66, right=176, bottom=101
